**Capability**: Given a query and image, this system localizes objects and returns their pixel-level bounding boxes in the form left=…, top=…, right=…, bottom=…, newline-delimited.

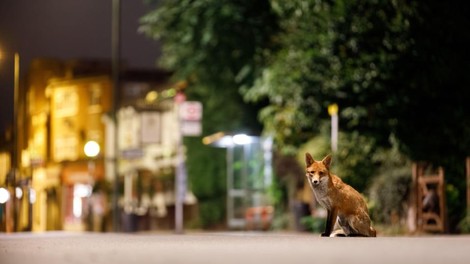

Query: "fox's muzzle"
left=306, top=172, right=321, bottom=186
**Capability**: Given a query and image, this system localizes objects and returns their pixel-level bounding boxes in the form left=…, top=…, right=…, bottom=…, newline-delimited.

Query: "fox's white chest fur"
left=309, top=177, right=332, bottom=210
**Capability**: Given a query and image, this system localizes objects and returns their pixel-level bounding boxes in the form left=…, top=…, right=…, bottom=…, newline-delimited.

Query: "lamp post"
left=0, top=50, right=19, bottom=168
left=111, top=0, right=121, bottom=232
left=1, top=50, right=20, bottom=231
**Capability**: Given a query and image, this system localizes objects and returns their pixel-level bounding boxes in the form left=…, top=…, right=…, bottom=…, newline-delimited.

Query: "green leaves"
left=140, top=0, right=470, bottom=230
left=140, top=0, right=279, bottom=228
left=141, top=0, right=469, bottom=160
left=141, top=0, right=278, bottom=85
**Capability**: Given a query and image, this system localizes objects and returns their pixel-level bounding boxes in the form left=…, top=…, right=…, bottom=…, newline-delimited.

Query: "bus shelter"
left=204, top=133, right=274, bottom=230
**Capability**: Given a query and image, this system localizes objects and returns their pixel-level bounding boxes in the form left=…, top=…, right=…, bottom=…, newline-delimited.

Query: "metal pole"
left=331, top=114, right=338, bottom=152
left=111, top=0, right=121, bottom=232
left=13, top=53, right=19, bottom=170
left=327, top=104, right=338, bottom=152
left=226, top=146, right=232, bottom=228
left=12, top=52, right=19, bottom=232
left=175, top=105, right=186, bottom=234
left=467, top=157, right=470, bottom=212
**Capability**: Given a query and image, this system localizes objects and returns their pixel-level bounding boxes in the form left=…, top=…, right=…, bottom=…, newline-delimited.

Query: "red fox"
left=305, top=153, right=376, bottom=237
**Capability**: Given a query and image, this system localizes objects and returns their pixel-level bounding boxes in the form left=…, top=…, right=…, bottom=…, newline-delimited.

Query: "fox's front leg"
left=321, top=208, right=338, bottom=237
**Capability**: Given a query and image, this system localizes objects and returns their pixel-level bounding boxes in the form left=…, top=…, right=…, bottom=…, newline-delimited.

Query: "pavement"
left=1, top=232, right=470, bottom=264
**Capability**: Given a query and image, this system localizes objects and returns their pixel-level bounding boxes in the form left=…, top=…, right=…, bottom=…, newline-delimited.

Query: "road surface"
left=1, top=232, right=469, bottom=264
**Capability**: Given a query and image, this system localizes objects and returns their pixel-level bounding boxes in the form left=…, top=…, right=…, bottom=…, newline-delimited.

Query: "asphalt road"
left=1, top=232, right=469, bottom=264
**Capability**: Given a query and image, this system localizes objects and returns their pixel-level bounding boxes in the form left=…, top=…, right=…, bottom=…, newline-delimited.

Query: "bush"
left=458, top=210, right=470, bottom=233
left=185, top=137, right=227, bottom=229
left=368, top=167, right=411, bottom=224
left=368, top=140, right=412, bottom=224
left=300, top=216, right=326, bottom=233
left=197, top=198, right=226, bottom=229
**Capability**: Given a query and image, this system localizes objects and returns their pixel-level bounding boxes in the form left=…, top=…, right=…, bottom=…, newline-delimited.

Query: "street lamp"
left=77, top=140, right=101, bottom=223
left=84, top=140, right=101, bottom=159
left=84, top=140, right=100, bottom=179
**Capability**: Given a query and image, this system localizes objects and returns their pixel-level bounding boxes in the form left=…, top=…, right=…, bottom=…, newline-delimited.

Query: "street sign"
left=121, top=148, right=144, bottom=160
left=175, top=101, right=203, bottom=233
left=181, top=121, right=202, bottom=136
left=179, top=101, right=202, bottom=121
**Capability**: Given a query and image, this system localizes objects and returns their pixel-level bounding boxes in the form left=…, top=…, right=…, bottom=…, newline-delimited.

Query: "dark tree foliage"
left=141, top=0, right=470, bottom=229
left=141, top=0, right=278, bottom=228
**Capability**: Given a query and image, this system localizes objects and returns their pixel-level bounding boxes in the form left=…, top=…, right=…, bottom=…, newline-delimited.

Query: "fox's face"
left=305, top=153, right=332, bottom=187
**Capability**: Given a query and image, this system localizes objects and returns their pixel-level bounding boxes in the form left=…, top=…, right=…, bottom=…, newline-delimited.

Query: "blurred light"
left=175, top=80, right=188, bottom=90
left=232, top=134, right=253, bottom=145
left=84, top=140, right=100, bottom=158
left=0, top=187, right=10, bottom=204
left=218, top=136, right=235, bottom=148
left=22, top=150, right=30, bottom=168
left=145, top=91, right=158, bottom=103
left=162, top=88, right=176, bottom=98
left=74, top=184, right=92, bottom=198
left=202, top=132, right=226, bottom=146
left=15, top=187, right=23, bottom=199
left=30, top=189, right=36, bottom=203
left=73, top=197, right=82, bottom=218
left=203, top=135, right=234, bottom=148
left=328, top=103, right=339, bottom=116
left=73, top=184, right=92, bottom=218
left=203, top=132, right=259, bottom=147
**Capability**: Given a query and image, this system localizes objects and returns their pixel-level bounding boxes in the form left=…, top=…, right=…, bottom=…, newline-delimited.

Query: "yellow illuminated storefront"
left=23, top=73, right=111, bottom=232
left=20, top=60, right=190, bottom=232
left=44, top=76, right=111, bottom=231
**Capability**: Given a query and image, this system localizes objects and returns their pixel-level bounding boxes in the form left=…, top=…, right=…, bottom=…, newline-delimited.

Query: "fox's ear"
left=322, top=154, right=332, bottom=169
left=305, top=153, right=314, bottom=166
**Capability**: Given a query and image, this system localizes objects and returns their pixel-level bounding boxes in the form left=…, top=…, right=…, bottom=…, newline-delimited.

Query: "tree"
left=243, top=0, right=470, bottom=229
left=141, top=0, right=470, bottom=229
left=140, top=0, right=279, bottom=228
left=244, top=0, right=470, bottom=162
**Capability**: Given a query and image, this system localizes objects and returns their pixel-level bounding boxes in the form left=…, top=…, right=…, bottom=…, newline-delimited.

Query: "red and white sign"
left=179, top=101, right=203, bottom=121
left=181, top=121, right=202, bottom=136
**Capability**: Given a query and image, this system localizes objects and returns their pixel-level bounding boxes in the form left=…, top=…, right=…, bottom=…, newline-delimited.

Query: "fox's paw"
left=330, top=229, right=346, bottom=237
left=320, top=233, right=330, bottom=237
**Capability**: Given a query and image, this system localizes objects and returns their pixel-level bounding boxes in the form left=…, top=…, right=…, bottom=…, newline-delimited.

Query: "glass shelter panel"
left=226, top=137, right=273, bottom=229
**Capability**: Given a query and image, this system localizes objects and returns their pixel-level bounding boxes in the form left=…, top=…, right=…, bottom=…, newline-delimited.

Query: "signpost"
left=175, top=100, right=202, bottom=233
left=179, top=101, right=203, bottom=137
left=179, top=101, right=203, bottom=122
left=328, top=104, right=339, bottom=152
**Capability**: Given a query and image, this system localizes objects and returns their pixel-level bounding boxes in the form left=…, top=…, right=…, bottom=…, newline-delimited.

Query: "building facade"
left=7, top=58, right=191, bottom=232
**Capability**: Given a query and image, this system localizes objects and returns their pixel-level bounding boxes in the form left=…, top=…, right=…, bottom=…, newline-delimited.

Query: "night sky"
left=0, top=0, right=161, bottom=135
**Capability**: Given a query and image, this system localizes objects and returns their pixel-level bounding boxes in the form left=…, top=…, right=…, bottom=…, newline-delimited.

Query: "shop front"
left=61, top=161, right=104, bottom=232
left=31, top=166, right=61, bottom=232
